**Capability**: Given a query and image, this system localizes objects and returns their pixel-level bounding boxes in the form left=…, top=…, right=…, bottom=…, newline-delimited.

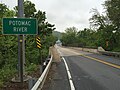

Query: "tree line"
left=0, top=0, right=57, bottom=87
left=61, top=0, right=120, bottom=52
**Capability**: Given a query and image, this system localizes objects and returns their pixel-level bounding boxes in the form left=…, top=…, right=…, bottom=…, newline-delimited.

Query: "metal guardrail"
left=31, top=55, right=53, bottom=90
left=98, top=51, right=120, bottom=58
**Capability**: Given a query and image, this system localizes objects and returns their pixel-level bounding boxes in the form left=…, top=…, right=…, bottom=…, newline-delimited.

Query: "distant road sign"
left=3, top=18, right=37, bottom=35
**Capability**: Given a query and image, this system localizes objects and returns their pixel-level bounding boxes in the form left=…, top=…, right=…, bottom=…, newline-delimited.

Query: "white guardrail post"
left=31, top=55, right=53, bottom=90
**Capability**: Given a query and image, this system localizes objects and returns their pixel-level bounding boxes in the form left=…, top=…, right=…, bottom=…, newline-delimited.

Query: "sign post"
left=18, top=0, right=24, bottom=83
left=2, top=0, right=37, bottom=83
left=36, top=36, right=43, bottom=73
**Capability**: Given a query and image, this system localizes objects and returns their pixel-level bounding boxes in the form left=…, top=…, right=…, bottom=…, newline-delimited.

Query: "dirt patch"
left=1, top=82, right=28, bottom=90
left=0, top=66, right=41, bottom=90
left=49, top=46, right=61, bottom=62
left=42, top=62, right=57, bottom=90
left=42, top=46, right=61, bottom=90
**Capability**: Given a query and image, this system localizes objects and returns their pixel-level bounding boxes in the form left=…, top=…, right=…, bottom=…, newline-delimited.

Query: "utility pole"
left=18, top=0, right=25, bottom=83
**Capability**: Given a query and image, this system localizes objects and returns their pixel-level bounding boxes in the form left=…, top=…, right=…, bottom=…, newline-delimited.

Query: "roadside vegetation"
left=61, top=0, right=120, bottom=52
left=0, top=0, right=57, bottom=87
left=0, top=0, right=120, bottom=88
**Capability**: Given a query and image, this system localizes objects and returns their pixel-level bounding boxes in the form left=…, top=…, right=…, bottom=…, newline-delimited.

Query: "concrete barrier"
left=69, top=46, right=120, bottom=58
left=98, top=51, right=120, bottom=58
left=82, top=48, right=99, bottom=53
left=69, top=47, right=99, bottom=54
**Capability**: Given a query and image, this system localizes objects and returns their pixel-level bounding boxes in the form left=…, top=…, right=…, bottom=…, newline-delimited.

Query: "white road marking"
left=57, top=46, right=83, bottom=56
left=62, top=57, right=75, bottom=90
left=56, top=47, right=75, bottom=90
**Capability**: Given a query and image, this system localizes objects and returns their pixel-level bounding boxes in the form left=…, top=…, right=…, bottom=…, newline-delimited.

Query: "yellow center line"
left=80, top=54, right=120, bottom=69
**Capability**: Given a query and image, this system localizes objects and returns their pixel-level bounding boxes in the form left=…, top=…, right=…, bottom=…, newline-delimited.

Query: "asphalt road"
left=43, top=46, right=120, bottom=90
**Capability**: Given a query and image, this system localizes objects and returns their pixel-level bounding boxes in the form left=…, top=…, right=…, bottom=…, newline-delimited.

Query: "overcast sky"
left=1, top=0, right=105, bottom=32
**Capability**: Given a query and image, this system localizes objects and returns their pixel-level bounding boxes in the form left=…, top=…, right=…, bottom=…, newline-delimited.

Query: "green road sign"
left=3, top=18, right=37, bottom=35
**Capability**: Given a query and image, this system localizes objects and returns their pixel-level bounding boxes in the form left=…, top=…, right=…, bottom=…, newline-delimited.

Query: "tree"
left=24, top=0, right=36, bottom=17
left=0, top=1, right=56, bottom=87
left=14, top=0, right=55, bottom=37
left=0, top=3, right=8, bottom=18
left=14, top=0, right=36, bottom=17
left=0, top=3, right=15, bottom=34
left=34, top=10, right=55, bottom=36
left=38, top=21, right=55, bottom=36
left=104, top=0, right=120, bottom=51
left=89, top=8, right=111, bottom=30
left=0, top=3, right=18, bottom=86
left=77, top=28, right=97, bottom=47
left=104, top=0, right=120, bottom=29
left=89, top=8, right=118, bottom=50
left=61, top=27, right=78, bottom=46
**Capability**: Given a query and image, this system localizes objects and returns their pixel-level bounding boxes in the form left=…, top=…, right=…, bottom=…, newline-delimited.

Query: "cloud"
left=40, top=0, right=105, bottom=32
left=2, top=0, right=105, bottom=32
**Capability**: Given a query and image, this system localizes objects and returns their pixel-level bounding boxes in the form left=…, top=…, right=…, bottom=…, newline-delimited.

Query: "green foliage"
left=41, top=48, right=49, bottom=60
left=104, top=0, right=120, bottom=50
left=0, top=65, right=16, bottom=81
left=35, top=10, right=46, bottom=24
left=0, top=1, right=56, bottom=88
left=0, top=81, right=3, bottom=87
left=14, top=0, right=36, bottom=17
left=24, top=0, right=37, bottom=17
left=38, top=21, right=55, bottom=36
left=0, top=65, right=17, bottom=87
left=77, top=28, right=97, bottom=47
left=26, top=63, right=37, bottom=73
left=62, top=24, right=120, bottom=51
left=0, top=3, right=8, bottom=18
left=61, top=27, right=78, bottom=46
left=112, top=47, right=120, bottom=52
left=0, top=3, right=15, bottom=34
left=104, top=0, right=120, bottom=29
left=0, top=35, right=18, bottom=87
left=62, top=0, right=120, bottom=51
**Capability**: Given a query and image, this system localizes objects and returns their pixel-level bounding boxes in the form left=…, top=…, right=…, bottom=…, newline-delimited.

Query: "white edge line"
left=62, top=57, right=75, bottom=90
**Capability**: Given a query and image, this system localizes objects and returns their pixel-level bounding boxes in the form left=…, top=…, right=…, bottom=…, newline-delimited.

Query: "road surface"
left=43, top=46, right=120, bottom=90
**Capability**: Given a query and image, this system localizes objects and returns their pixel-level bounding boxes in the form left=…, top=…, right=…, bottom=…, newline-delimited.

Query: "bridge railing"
left=68, top=46, right=120, bottom=58
left=31, top=55, right=53, bottom=90
left=98, top=51, right=120, bottom=58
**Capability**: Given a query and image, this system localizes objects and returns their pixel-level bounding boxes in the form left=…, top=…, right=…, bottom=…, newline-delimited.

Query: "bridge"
left=31, top=45, right=120, bottom=90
